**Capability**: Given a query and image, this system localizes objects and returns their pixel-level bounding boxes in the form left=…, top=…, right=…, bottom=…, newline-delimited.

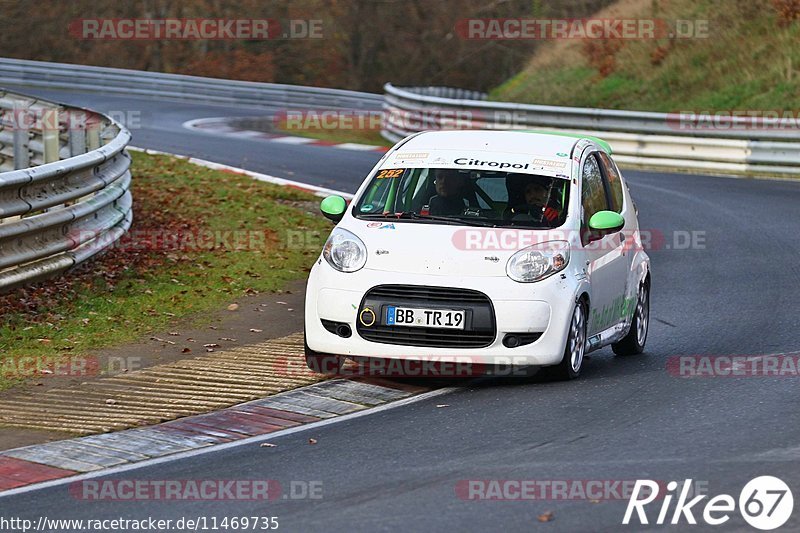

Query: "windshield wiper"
left=359, top=212, right=497, bottom=227
left=359, top=212, right=495, bottom=226
left=396, top=212, right=498, bottom=227
left=358, top=213, right=396, bottom=219
left=358, top=212, right=459, bottom=225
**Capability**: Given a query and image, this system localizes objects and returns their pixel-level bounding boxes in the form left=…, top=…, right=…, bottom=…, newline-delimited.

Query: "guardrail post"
left=87, top=120, right=101, bottom=151
left=42, top=107, right=65, bottom=212
left=68, top=109, right=87, bottom=157
left=42, top=107, right=60, bottom=164
left=12, top=104, right=30, bottom=170
left=67, top=110, right=92, bottom=207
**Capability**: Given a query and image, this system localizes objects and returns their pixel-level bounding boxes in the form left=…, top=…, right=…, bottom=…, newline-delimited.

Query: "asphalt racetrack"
left=2, top=88, right=799, bottom=532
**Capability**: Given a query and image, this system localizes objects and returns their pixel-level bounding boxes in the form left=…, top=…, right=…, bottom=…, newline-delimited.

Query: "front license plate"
left=385, top=306, right=465, bottom=329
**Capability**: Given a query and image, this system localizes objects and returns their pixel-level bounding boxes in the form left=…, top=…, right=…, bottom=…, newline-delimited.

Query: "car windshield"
left=353, top=167, right=569, bottom=228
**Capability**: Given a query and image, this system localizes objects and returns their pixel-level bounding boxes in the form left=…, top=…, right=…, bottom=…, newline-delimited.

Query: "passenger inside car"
left=506, top=178, right=562, bottom=223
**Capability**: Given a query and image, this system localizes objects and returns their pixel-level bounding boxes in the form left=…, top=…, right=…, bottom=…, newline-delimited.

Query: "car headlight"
left=323, top=228, right=367, bottom=273
left=506, top=240, right=570, bottom=282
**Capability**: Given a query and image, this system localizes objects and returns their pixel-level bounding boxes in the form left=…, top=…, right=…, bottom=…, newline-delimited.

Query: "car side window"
left=598, top=152, right=624, bottom=213
left=581, top=153, right=609, bottom=226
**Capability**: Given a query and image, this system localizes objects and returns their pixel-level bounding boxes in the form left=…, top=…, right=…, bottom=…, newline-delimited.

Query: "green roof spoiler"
left=520, top=129, right=613, bottom=154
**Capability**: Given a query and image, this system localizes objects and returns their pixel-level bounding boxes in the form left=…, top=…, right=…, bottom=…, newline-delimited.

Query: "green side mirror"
left=588, top=210, right=625, bottom=232
left=320, top=195, right=347, bottom=222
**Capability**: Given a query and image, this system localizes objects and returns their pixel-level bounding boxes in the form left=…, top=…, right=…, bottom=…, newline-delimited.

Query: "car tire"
left=304, top=332, right=343, bottom=375
left=612, top=280, right=649, bottom=356
left=546, top=300, right=587, bottom=381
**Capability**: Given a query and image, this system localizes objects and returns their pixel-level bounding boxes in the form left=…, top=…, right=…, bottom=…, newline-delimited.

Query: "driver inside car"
left=509, top=179, right=561, bottom=223
left=428, top=168, right=468, bottom=216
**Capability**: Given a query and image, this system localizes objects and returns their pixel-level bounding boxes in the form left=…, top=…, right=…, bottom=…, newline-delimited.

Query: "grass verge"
left=0, top=152, right=330, bottom=390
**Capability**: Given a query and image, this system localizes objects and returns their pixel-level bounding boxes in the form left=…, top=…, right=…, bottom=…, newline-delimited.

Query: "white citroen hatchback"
left=304, top=130, right=650, bottom=380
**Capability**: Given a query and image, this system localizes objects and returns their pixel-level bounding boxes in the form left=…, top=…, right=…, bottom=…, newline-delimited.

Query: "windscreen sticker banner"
left=532, top=158, right=567, bottom=169
left=392, top=152, right=429, bottom=164
left=455, top=157, right=531, bottom=170
left=376, top=168, right=404, bottom=179
left=381, top=151, right=568, bottom=177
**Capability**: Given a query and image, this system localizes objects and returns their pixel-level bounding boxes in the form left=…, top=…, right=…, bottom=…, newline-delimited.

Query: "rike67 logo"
left=623, top=476, right=794, bottom=530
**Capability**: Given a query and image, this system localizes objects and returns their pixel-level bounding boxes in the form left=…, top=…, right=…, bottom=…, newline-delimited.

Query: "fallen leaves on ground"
left=0, top=171, right=203, bottom=323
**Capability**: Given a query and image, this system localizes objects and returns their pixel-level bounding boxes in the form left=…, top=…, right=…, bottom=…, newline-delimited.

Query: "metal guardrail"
left=396, top=86, right=488, bottom=101
left=0, top=57, right=383, bottom=111
left=0, top=88, right=132, bottom=292
left=382, top=83, right=800, bottom=176
left=7, top=59, right=794, bottom=176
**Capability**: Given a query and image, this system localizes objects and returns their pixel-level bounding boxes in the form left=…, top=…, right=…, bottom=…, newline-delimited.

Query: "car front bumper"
left=304, top=259, right=582, bottom=367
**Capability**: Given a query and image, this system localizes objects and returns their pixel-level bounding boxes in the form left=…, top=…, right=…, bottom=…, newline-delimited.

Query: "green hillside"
left=492, top=0, right=800, bottom=111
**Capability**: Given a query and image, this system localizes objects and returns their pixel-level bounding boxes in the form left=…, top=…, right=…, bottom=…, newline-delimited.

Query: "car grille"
left=356, top=285, right=496, bottom=348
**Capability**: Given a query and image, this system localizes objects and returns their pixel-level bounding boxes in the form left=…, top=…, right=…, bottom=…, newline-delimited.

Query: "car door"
left=579, top=150, right=629, bottom=336
left=597, top=150, right=635, bottom=286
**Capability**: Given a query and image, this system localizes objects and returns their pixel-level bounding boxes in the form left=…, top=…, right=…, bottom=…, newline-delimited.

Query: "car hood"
left=341, top=218, right=555, bottom=277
